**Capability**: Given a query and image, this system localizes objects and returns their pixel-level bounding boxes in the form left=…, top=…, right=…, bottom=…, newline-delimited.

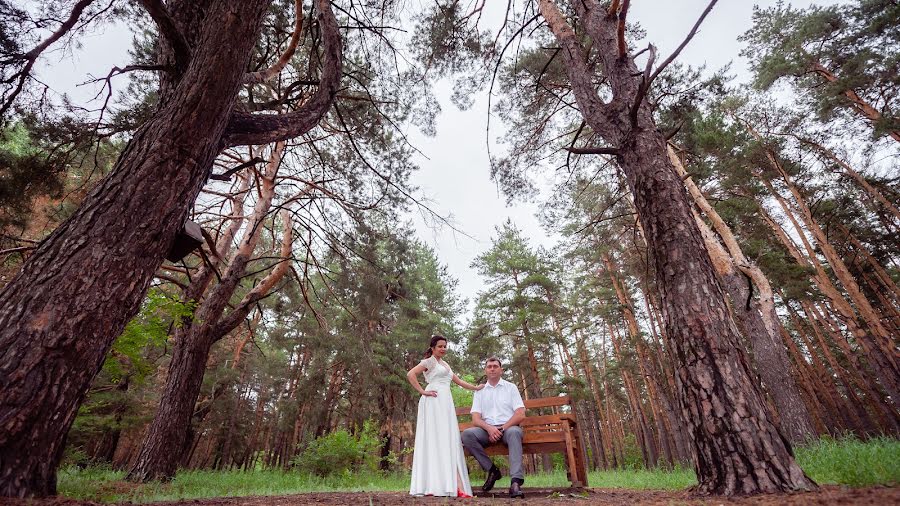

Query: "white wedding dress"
left=409, top=355, right=473, bottom=497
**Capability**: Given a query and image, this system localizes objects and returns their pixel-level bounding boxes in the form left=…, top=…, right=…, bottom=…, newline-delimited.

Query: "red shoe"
left=457, top=488, right=472, bottom=498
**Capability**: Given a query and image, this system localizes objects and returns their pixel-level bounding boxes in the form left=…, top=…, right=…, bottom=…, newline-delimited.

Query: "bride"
left=406, top=335, right=482, bottom=497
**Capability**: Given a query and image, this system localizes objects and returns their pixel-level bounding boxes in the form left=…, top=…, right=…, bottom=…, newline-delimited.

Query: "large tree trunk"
left=0, top=1, right=271, bottom=497
left=537, top=0, right=815, bottom=494
left=669, top=147, right=815, bottom=442
left=690, top=206, right=816, bottom=442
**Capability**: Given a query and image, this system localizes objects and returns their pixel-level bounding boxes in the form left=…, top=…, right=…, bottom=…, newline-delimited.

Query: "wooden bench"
left=456, top=395, right=589, bottom=487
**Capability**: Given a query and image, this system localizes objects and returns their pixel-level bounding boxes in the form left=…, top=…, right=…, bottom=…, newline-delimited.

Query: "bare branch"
left=617, top=0, right=631, bottom=58
left=0, top=0, right=98, bottom=118
left=244, top=0, right=303, bottom=84
left=646, top=0, right=719, bottom=87
left=209, top=156, right=266, bottom=181
left=629, top=43, right=656, bottom=125
left=222, top=0, right=342, bottom=147
left=213, top=210, right=294, bottom=341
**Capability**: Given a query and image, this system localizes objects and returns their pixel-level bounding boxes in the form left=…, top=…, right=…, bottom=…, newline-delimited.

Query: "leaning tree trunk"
left=668, top=146, right=815, bottom=443
left=0, top=0, right=343, bottom=493
left=537, top=0, right=815, bottom=494
left=0, top=1, right=271, bottom=497
left=694, top=214, right=816, bottom=442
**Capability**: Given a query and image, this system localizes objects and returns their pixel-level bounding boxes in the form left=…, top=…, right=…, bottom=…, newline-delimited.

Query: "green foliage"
left=740, top=0, right=900, bottom=138
left=618, top=433, right=646, bottom=471
left=0, top=123, right=63, bottom=233
left=451, top=373, right=477, bottom=408
left=64, top=289, right=196, bottom=466
left=104, top=288, right=195, bottom=383
left=291, top=421, right=383, bottom=477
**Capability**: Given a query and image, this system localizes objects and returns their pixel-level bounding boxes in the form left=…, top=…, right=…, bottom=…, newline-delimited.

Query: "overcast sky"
left=405, top=0, right=845, bottom=318
left=33, top=0, right=846, bottom=321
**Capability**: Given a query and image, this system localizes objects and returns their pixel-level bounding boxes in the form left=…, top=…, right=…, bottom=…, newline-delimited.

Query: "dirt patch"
left=5, top=486, right=897, bottom=505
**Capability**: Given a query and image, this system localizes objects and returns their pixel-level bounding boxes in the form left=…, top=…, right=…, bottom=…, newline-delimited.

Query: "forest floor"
left=12, top=485, right=900, bottom=505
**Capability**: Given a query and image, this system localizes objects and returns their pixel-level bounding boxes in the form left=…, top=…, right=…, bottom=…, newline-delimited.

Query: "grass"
left=58, top=468, right=411, bottom=503
left=795, top=435, right=899, bottom=487
left=57, top=435, right=899, bottom=503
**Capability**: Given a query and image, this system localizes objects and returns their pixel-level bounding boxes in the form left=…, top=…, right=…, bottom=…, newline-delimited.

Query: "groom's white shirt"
left=470, top=378, right=525, bottom=426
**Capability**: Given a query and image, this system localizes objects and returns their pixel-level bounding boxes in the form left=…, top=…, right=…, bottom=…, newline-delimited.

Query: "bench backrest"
left=455, top=395, right=572, bottom=417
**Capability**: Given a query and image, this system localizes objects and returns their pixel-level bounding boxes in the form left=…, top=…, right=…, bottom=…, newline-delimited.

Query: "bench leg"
left=563, top=422, right=581, bottom=487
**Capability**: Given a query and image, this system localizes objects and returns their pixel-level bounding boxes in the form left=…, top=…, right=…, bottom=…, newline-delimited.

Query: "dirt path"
left=11, top=485, right=898, bottom=505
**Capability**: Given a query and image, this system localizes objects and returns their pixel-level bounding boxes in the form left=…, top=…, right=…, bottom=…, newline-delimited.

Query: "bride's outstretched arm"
left=407, top=364, right=437, bottom=397
left=452, top=374, right=484, bottom=391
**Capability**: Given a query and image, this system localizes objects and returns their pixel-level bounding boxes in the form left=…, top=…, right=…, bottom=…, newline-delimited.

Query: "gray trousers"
left=461, top=426, right=524, bottom=481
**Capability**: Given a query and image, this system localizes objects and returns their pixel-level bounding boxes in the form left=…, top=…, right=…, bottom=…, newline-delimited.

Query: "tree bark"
left=689, top=203, right=816, bottom=442
left=0, top=0, right=272, bottom=497
left=537, top=0, right=814, bottom=494
left=668, top=148, right=815, bottom=442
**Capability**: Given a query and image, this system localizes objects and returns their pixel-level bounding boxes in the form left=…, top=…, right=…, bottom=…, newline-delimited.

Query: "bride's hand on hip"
left=422, top=390, right=438, bottom=397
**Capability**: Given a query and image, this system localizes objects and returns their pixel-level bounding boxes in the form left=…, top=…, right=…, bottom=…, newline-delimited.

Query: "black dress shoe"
left=509, top=480, right=524, bottom=499
left=482, top=465, right=502, bottom=492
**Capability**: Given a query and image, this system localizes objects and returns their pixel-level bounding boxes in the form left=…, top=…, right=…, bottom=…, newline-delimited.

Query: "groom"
left=462, top=356, right=526, bottom=498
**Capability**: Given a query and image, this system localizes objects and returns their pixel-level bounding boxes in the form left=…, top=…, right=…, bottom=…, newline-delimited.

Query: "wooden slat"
left=523, top=395, right=572, bottom=409
left=522, top=431, right=567, bottom=444
left=459, top=414, right=576, bottom=432
left=520, top=413, right=576, bottom=426
left=562, top=420, right=579, bottom=485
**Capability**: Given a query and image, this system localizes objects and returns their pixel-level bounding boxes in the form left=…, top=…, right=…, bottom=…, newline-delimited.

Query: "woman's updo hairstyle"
left=424, top=335, right=447, bottom=358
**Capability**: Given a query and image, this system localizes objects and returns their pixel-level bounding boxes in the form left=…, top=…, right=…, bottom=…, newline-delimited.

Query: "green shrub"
left=291, top=421, right=382, bottom=477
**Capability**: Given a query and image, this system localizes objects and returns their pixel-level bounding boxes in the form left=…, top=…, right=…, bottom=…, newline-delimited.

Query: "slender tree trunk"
left=128, top=152, right=292, bottom=481
left=796, top=137, right=900, bottom=226
left=603, top=258, right=666, bottom=465
left=577, top=335, right=610, bottom=469
left=804, top=301, right=900, bottom=433
left=809, top=63, right=900, bottom=143
left=606, top=320, right=658, bottom=468
left=749, top=130, right=900, bottom=402
left=777, top=326, right=832, bottom=435
left=783, top=309, right=853, bottom=433
left=756, top=197, right=900, bottom=410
